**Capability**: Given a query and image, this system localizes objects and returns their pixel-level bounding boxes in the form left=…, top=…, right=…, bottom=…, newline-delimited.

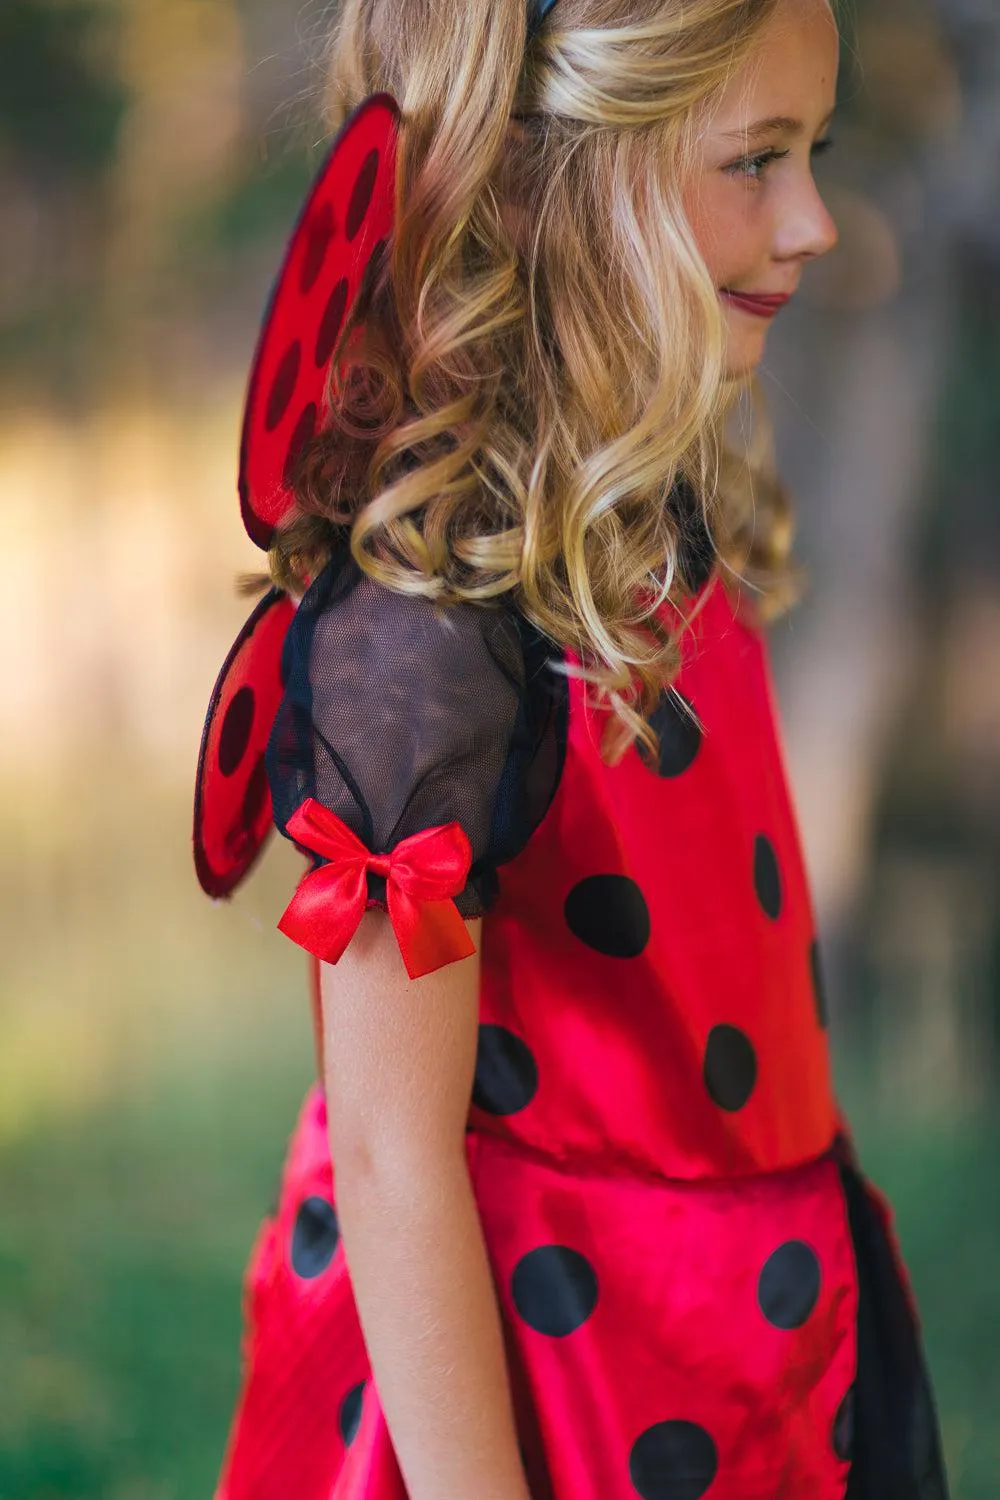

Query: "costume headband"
left=527, top=0, right=561, bottom=40
left=194, top=0, right=564, bottom=897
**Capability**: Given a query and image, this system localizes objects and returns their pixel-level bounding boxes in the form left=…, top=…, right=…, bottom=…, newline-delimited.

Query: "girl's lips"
left=720, top=290, right=792, bottom=319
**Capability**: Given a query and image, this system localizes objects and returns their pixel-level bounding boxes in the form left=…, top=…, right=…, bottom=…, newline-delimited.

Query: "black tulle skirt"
left=836, top=1139, right=950, bottom=1500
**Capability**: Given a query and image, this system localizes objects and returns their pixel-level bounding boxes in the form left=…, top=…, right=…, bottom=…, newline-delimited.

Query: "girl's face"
left=684, top=0, right=841, bottom=375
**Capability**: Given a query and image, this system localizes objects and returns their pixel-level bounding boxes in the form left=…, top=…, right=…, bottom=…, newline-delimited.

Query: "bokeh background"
left=2, top=0, right=998, bottom=1495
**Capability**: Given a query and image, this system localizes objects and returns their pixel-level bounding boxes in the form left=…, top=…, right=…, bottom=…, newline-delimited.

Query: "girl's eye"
left=727, top=147, right=791, bottom=181
left=727, top=137, right=835, bottom=182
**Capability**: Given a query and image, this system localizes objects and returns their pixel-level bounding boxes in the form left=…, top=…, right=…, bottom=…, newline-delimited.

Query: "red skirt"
left=214, top=1086, right=948, bottom=1500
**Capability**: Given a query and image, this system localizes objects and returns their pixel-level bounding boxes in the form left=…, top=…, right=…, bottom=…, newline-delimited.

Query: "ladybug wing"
left=195, top=92, right=399, bottom=897
left=193, top=588, right=296, bottom=898
left=239, top=92, right=400, bottom=548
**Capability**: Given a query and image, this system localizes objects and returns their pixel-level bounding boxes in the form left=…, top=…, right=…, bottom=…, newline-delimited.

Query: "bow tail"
left=388, top=886, right=477, bottom=980
left=277, top=862, right=368, bottom=965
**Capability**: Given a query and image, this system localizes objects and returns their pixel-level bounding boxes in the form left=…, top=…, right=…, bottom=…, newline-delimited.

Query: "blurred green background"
left=2, top=0, right=999, bottom=1496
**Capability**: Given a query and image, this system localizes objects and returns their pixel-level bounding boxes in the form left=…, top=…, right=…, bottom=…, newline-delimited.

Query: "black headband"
left=527, top=0, right=561, bottom=42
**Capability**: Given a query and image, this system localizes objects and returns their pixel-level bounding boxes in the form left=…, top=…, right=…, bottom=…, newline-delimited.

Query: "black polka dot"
left=339, top=1380, right=365, bottom=1445
left=753, top=833, right=783, bottom=920
left=315, top=278, right=350, bottom=368
left=628, top=1420, right=718, bottom=1500
left=300, top=200, right=335, bottom=296
left=758, top=1240, right=821, bottom=1329
left=241, top=753, right=269, bottom=829
left=641, top=691, right=702, bottom=778
left=218, top=686, right=255, bottom=776
left=472, top=1025, right=538, bottom=1115
left=290, top=1195, right=340, bottom=1278
left=283, top=402, right=318, bottom=488
left=264, top=341, right=301, bottom=432
left=346, top=148, right=379, bottom=241
left=833, top=1386, right=854, bottom=1461
left=564, top=875, right=650, bottom=958
left=511, top=1245, right=598, bottom=1336
left=810, top=938, right=829, bottom=1029
left=703, top=1025, right=757, bottom=1112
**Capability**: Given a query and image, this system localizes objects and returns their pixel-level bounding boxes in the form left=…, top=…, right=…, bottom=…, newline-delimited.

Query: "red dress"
left=213, top=535, right=948, bottom=1500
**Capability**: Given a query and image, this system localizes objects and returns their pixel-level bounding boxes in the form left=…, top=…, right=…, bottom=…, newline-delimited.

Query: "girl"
left=212, top=0, right=950, bottom=1496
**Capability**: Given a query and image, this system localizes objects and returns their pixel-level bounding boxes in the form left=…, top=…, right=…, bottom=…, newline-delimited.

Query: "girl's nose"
left=776, top=177, right=840, bottom=263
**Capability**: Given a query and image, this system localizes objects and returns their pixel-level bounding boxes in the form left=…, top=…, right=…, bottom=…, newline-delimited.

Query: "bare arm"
left=321, top=911, right=532, bottom=1500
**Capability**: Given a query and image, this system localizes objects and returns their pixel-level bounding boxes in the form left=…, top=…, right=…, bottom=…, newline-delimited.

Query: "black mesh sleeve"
left=266, top=545, right=567, bottom=918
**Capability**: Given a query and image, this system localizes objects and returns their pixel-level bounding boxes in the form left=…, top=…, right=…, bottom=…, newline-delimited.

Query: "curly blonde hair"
left=266, top=0, right=806, bottom=760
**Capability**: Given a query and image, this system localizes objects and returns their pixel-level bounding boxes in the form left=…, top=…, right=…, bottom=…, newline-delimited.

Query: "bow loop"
left=284, top=797, right=371, bottom=868
left=277, top=797, right=476, bottom=980
left=386, top=823, right=477, bottom=903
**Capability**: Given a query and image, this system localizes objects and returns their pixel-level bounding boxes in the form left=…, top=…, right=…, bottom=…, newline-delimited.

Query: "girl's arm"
left=321, top=910, right=533, bottom=1500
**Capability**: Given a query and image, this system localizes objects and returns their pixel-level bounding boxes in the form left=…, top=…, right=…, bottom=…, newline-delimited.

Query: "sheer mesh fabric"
left=267, top=543, right=568, bottom=917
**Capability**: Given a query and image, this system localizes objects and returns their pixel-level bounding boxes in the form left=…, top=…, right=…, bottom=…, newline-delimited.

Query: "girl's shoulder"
left=286, top=537, right=563, bottom=722
left=294, top=536, right=528, bottom=655
left=270, top=538, right=568, bottom=916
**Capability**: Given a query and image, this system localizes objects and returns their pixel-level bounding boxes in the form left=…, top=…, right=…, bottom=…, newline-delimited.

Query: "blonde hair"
left=268, top=0, right=805, bottom=759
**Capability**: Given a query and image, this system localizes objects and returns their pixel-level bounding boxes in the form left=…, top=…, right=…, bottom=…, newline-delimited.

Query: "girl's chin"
left=724, top=351, right=766, bottom=378
left=724, top=329, right=769, bottom=376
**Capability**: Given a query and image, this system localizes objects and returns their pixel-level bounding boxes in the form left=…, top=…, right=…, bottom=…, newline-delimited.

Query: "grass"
left=0, top=1044, right=312, bottom=1500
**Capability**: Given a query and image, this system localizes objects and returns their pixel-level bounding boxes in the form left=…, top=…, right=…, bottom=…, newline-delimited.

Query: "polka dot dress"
left=214, top=574, right=947, bottom=1500
left=196, top=87, right=947, bottom=1500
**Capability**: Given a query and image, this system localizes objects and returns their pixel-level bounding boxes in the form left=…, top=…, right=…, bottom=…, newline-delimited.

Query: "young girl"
left=211, top=0, right=950, bottom=1496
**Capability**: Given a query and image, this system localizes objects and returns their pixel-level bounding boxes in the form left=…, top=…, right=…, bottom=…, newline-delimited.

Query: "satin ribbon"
left=278, top=797, right=476, bottom=980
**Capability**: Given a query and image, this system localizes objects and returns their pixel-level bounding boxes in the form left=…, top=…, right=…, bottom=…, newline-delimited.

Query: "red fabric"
left=214, top=579, right=887, bottom=1500
left=216, top=1091, right=858, bottom=1500
left=475, top=581, right=837, bottom=1183
left=278, top=798, right=475, bottom=980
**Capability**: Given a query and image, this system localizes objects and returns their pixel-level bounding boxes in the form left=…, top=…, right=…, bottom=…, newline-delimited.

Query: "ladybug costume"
left=194, top=6, right=950, bottom=1496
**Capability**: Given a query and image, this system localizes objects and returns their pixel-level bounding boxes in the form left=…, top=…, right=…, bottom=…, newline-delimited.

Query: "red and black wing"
left=193, top=588, right=296, bottom=898
left=239, top=92, right=399, bottom=548
left=193, top=92, right=400, bottom=898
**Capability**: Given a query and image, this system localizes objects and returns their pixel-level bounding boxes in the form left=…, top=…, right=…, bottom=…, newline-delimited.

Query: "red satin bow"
left=277, top=797, right=476, bottom=980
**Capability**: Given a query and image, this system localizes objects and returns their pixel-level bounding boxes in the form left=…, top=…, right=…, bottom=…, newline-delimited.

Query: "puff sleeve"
left=265, top=547, right=565, bottom=978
